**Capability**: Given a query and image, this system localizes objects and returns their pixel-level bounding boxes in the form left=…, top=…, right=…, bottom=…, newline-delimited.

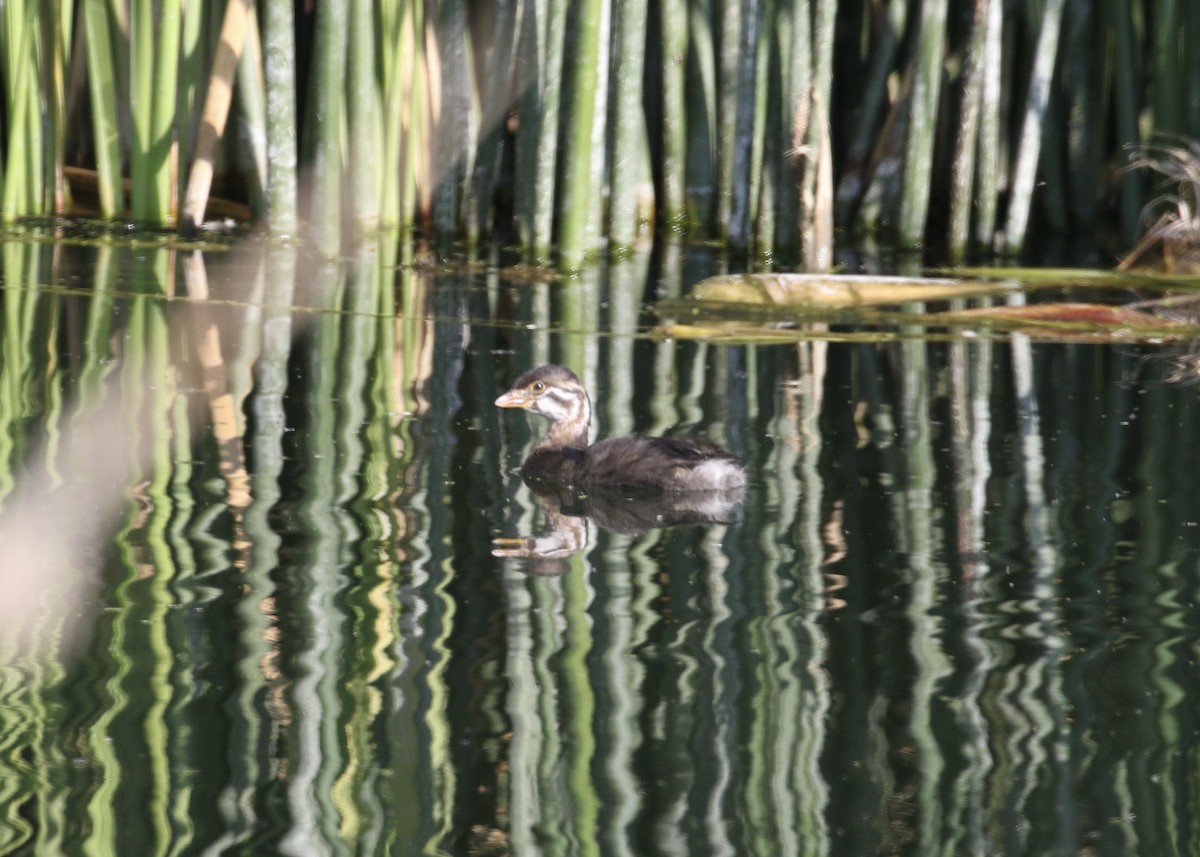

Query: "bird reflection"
left=493, top=478, right=745, bottom=575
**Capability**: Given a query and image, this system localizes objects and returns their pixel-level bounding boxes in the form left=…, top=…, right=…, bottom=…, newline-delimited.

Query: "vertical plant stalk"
left=530, top=0, right=568, bottom=261
left=235, top=12, right=269, bottom=219
left=152, top=0, right=181, bottom=223
left=471, top=0, right=520, bottom=242
left=556, top=0, right=605, bottom=270
left=409, top=15, right=435, bottom=225
left=46, top=1, right=73, bottom=212
left=582, top=1, right=611, bottom=255
left=608, top=0, right=650, bottom=249
left=807, top=0, right=836, bottom=267
left=3, top=0, right=43, bottom=218
left=380, top=0, right=424, bottom=230
left=947, top=0, right=991, bottom=262
left=715, top=0, right=741, bottom=238
left=1151, top=0, right=1181, bottom=134
left=308, top=0, right=350, bottom=256
left=897, top=0, right=948, bottom=249
left=750, top=0, right=773, bottom=260
left=1064, top=0, right=1101, bottom=237
left=805, top=90, right=834, bottom=271
left=1186, top=1, right=1200, bottom=139
left=658, top=0, right=687, bottom=226
left=839, top=0, right=907, bottom=223
left=182, top=0, right=251, bottom=233
left=1037, top=87, right=1067, bottom=233
left=348, top=0, right=381, bottom=233
left=264, top=0, right=298, bottom=235
left=1002, top=0, right=1065, bottom=255
left=83, top=0, right=125, bottom=218
left=129, top=0, right=155, bottom=220
left=177, top=0, right=206, bottom=209
left=1107, top=0, right=1142, bottom=245
left=973, top=0, right=1002, bottom=250
left=514, top=0, right=543, bottom=251
left=811, top=0, right=835, bottom=108
left=432, top=0, right=477, bottom=244
left=773, top=0, right=810, bottom=261
left=377, top=0, right=403, bottom=229
left=686, top=5, right=719, bottom=234
left=727, top=0, right=760, bottom=255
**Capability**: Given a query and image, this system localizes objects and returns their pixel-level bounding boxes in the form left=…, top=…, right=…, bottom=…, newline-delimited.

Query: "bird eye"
left=531, top=381, right=545, bottom=393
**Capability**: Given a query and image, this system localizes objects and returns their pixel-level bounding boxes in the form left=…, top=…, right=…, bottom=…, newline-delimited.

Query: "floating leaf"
left=690, top=273, right=1015, bottom=308
left=938, top=302, right=1179, bottom=330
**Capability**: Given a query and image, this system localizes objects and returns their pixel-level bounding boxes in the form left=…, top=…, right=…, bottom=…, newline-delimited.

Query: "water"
left=0, top=238, right=1198, bottom=856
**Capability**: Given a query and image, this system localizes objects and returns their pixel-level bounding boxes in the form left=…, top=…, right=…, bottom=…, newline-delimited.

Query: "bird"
left=494, top=365, right=747, bottom=493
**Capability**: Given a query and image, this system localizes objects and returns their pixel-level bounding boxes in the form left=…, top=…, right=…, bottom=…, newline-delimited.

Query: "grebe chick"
left=495, top=365, right=746, bottom=493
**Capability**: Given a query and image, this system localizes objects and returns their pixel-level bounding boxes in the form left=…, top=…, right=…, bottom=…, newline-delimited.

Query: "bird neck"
left=538, top=397, right=591, bottom=451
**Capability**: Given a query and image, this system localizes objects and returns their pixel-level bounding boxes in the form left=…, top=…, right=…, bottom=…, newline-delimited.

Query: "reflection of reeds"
left=0, top=239, right=452, bottom=852
left=7, top=240, right=1200, bottom=853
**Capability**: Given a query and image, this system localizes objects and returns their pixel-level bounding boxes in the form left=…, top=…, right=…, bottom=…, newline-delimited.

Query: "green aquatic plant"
left=2, top=1, right=1197, bottom=267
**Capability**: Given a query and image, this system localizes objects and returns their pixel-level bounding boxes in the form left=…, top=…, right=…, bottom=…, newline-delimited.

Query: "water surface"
left=0, top=239, right=1197, bottom=856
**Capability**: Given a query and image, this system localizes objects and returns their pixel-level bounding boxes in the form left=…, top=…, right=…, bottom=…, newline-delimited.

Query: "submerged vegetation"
left=4, top=1, right=1200, bottom=267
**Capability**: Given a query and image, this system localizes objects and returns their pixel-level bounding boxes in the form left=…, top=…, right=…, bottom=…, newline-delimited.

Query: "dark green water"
left=0, top=239, right=1198, bottom=856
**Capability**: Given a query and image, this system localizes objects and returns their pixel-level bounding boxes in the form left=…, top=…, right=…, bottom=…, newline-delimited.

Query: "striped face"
left=495, top=365, right=592, bottom=448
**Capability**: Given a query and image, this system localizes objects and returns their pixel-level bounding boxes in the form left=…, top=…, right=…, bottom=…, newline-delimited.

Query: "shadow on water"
left=0, top=237, right=1198, bottom=855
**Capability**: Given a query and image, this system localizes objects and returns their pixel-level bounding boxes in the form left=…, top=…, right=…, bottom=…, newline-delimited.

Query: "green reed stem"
left=82, top=0, right=123, bottom=218
left=236, top=11, right=269, bottom=220
left=129, top=0, right=155, bottom=220
left=582, top=4, right=610, bottom=257
left=263, top=0, right=298, bottom=235
left=727, top=0, right=760, bottom=255
left=898, top=0, right=948, bottom=249
left=377, top=0, right=407, bottom=230
left=556, top=0, right=604, bottom=270
left=154, top=0, right=181, bottom=223
left=715, top=0, right=740, bottom=238
left=530, top=0, right=568, bottom=262
left=1107, top=0, right=1142, bottom=245
left=687, top=5, right=719, bottom=234
left=472, top=0, right=519, bottom=241
left=608, top=0, right=649, bottom=250
left=3, top=0, right=41, bottom=218
left=0, top=0, right=1193, bottom=264
left=1064, top=0, right=1102, bottom=236
left=348, top=0, right=380, bottom=232
left=433, top=0, right=476, bottom=244
left=755, top=17, right=777, bottom=260
left=658, top=0, right=687, bottom=227
left=843, top=0, right=907, bottom=187
left=404, top=7, right=430, bottom=228
left=973, top=0, right=1002, bottom=251
left=514, top=0, right=542, bottom=251
left=947, top=0, right=991, bottom=262
left=1186, top=1, right=1200, bottom=139
left=1151, top=0, right=1180, bottom=134
left=176, top=0, right=205, bottom=209
left=776, top=0, right=810, bottom=261
left=812, top=0, right=836, bottom=106
left=47, top=2, right=72, bottom=212
left=1002, top=0, right=1065, bottom=254
left=307, top=0, right=349, bottom=256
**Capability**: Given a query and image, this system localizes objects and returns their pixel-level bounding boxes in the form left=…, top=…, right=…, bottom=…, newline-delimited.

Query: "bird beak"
left=495, top=390, right=530, bottom=409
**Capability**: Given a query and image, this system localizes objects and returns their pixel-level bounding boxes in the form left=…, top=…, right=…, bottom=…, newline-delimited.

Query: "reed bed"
left=4, top=0, right=1198, bottom=268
